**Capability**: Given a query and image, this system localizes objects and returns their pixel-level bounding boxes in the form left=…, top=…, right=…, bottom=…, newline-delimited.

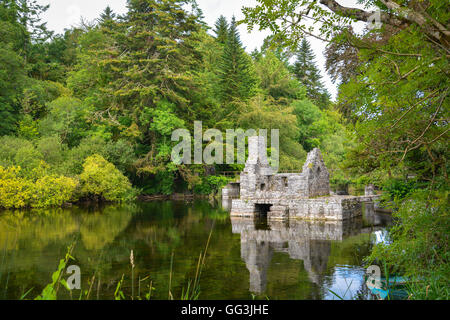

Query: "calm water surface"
left=0, top=200, right=391, bottom=300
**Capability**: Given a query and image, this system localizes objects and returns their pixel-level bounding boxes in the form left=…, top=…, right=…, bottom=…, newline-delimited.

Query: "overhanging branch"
left=319, top=0, right=449, bottom=46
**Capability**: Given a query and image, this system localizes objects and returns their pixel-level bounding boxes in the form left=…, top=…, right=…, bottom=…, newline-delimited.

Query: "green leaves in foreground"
left=35, top=246, right=75, bottom=300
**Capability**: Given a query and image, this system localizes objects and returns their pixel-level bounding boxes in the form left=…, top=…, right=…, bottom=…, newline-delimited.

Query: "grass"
left=108, top=225, right=214, bottom=301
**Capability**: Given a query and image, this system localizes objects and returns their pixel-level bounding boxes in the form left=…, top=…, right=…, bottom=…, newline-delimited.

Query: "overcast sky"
left=35, top=0, right=368, bottom=100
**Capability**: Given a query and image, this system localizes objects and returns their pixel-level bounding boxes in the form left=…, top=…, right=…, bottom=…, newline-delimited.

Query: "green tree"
left=242, top=1, right=449, bottom=184
left=67, top=0, right=207, bottom=191
left=213, top=15, right=229, bottom=45
left=39, top=96, right=91, bottom=147
left=218, top=16, right=258, bottom=105
left=0, top=46, right=27, bottom=135
left=292, top=39, right=330, bottom=109
left=99, top=5, right=117, bottom=25
left=255, top=50, right=303, bottom=104
left=79, top=154, right=135, bottom=202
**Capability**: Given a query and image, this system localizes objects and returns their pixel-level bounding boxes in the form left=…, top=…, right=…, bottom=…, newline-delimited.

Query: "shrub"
left=0, top=166, right=33, bottom=209
left=0, top=165, right=78, bottom=209
left=35, top=136, right=66, bottom=167
left=382, top=178, right=417, bottom=201
left=62, top=136, right=135, bottom=176
left=367, top=190, right=449, bottom=299
left=63, top=136, right=108, bottom=175
left=79, top=154, right=135, bottom=202
left=193, top=175, right=230, bottom=195
left=0, top=136, right=38, bottom=168
left=14, top=145, right=44, bottom=177
left=103, top=139, right=136, bottom=174
left=30, top=175, right=78, bottom=208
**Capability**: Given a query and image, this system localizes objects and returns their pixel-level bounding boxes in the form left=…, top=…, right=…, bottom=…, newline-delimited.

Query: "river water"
left=0, top=200, right=391, bottom=300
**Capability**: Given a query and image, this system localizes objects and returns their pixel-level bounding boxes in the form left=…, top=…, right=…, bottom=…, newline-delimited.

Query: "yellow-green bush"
left=79, top=154, right=135, bottom=202
left=30, top=175, right=78, bottom=208
left=0, top=166, right=33, bottom=209
left=0, top=165, right=78, bottom=209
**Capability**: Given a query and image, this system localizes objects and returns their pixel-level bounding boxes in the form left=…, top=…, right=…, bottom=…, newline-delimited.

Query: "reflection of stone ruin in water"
left=222, top=136, right=381, bottom=220
left=231, top=217, right=363, bottom=295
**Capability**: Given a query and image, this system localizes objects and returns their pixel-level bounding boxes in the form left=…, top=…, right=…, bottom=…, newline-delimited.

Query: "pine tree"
left=98, top=5, right=116, bottom=25
left=213, top=15, right=228, bottom=45
left=103, top=0, right=203, bottom=109
left=68, top=0, right=205, bottom=176
left=218, top=16, right=257, bottom=104
left=292, top=38, right=330, bottom=109
left=0, top=0, right=49, bottom=134
left=261, top=35, right=292, bottom=66
left=16, top=0, right=52, bottom=42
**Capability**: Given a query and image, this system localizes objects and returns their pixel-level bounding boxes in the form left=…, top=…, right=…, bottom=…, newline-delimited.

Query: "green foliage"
left=35, top=135, right=66, bottom=166
left=139, top=170, right=177, bottom=196
left=367, top=190, right=449, bottom=299
left=10, top=139, right=43, bottom=177
left=17, top=114, right=39, bottom=139
left=292, top=39, right=330, bottom=109
left=237, top=94, right=306, bottom=171
left=141, top=99, right=185, bottom=137
left=0, top=166, right=33, bottom=209
left=0, top=164, right=77, bottom=209
left=193, top=175, right=230, bottom=195
left=218, top=16, right=258, bottom=105
left=0, top=45, right=27, bottom=135
left=39, top=96, right=91, bottom=147
left=79, top=154, right=136, bottom=202
left=21, top=79, right=68, bottom=119
left=254, top=50, right=304, bottom=103
left=381, top=179, right=418, bottom=203
left=213, top=15, right=229, bottom=45
left=31, top=175, right=78, bottom=208
left=62, top=136, right=136, bottom=176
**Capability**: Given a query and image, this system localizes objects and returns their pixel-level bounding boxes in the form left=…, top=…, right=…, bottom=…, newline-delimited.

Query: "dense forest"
left=0, top=0, right=448, bottom=299
left=0, top=0, right=351, bottom=206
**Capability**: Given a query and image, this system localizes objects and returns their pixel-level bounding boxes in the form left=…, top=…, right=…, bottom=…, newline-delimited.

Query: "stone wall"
left=237, top=137, right=330, bottom=201
left=222, top=182, right=240, bottom=199
left=230, top=196, right=363, bottom=220
left=225, top=135, right=371, bottom=220
left=301, top=148, right=330, bottom=197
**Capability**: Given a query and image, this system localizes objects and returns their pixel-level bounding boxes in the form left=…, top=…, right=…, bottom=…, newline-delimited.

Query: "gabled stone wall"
left=226, top=135, right=374, bottom=220
left=238, top=136, right=330, bottom=200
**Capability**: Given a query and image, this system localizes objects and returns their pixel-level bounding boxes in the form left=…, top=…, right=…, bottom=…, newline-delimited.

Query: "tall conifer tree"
left=218, top=16, right=257, bottom=104
left=213, top=15, right=229, bottom=45
left=292, top=38, right=330, bottom=109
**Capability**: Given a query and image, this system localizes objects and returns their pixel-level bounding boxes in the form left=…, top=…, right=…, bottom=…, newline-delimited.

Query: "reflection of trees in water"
left=80, top=206, right=133, bottom=250
left=0, top=208, right=80, bottom=299
left=0, top=201, right=390, bottom=299
left=232, top=217, right=382, bottom=299
left=0, top=208, right=78, bottom=251
left=0, top=204, right=138, bottom=299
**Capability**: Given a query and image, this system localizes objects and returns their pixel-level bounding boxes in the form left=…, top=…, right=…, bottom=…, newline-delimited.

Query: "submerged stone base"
left=230, top=195, right=380, bottom=221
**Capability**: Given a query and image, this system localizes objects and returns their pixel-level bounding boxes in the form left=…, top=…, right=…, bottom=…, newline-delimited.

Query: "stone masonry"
left=226, top=135, right=379, bottom=220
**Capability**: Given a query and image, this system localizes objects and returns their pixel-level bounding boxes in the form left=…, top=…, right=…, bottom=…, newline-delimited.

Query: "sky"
left=35, top=0, right=368, bottom=100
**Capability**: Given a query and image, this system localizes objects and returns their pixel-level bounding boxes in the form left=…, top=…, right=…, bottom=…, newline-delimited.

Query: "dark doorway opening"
left=255, top=203, right=272, bottom=216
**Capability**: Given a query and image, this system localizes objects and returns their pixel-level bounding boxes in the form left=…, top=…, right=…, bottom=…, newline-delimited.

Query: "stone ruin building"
left=222, top=136, right=379, bottom=220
